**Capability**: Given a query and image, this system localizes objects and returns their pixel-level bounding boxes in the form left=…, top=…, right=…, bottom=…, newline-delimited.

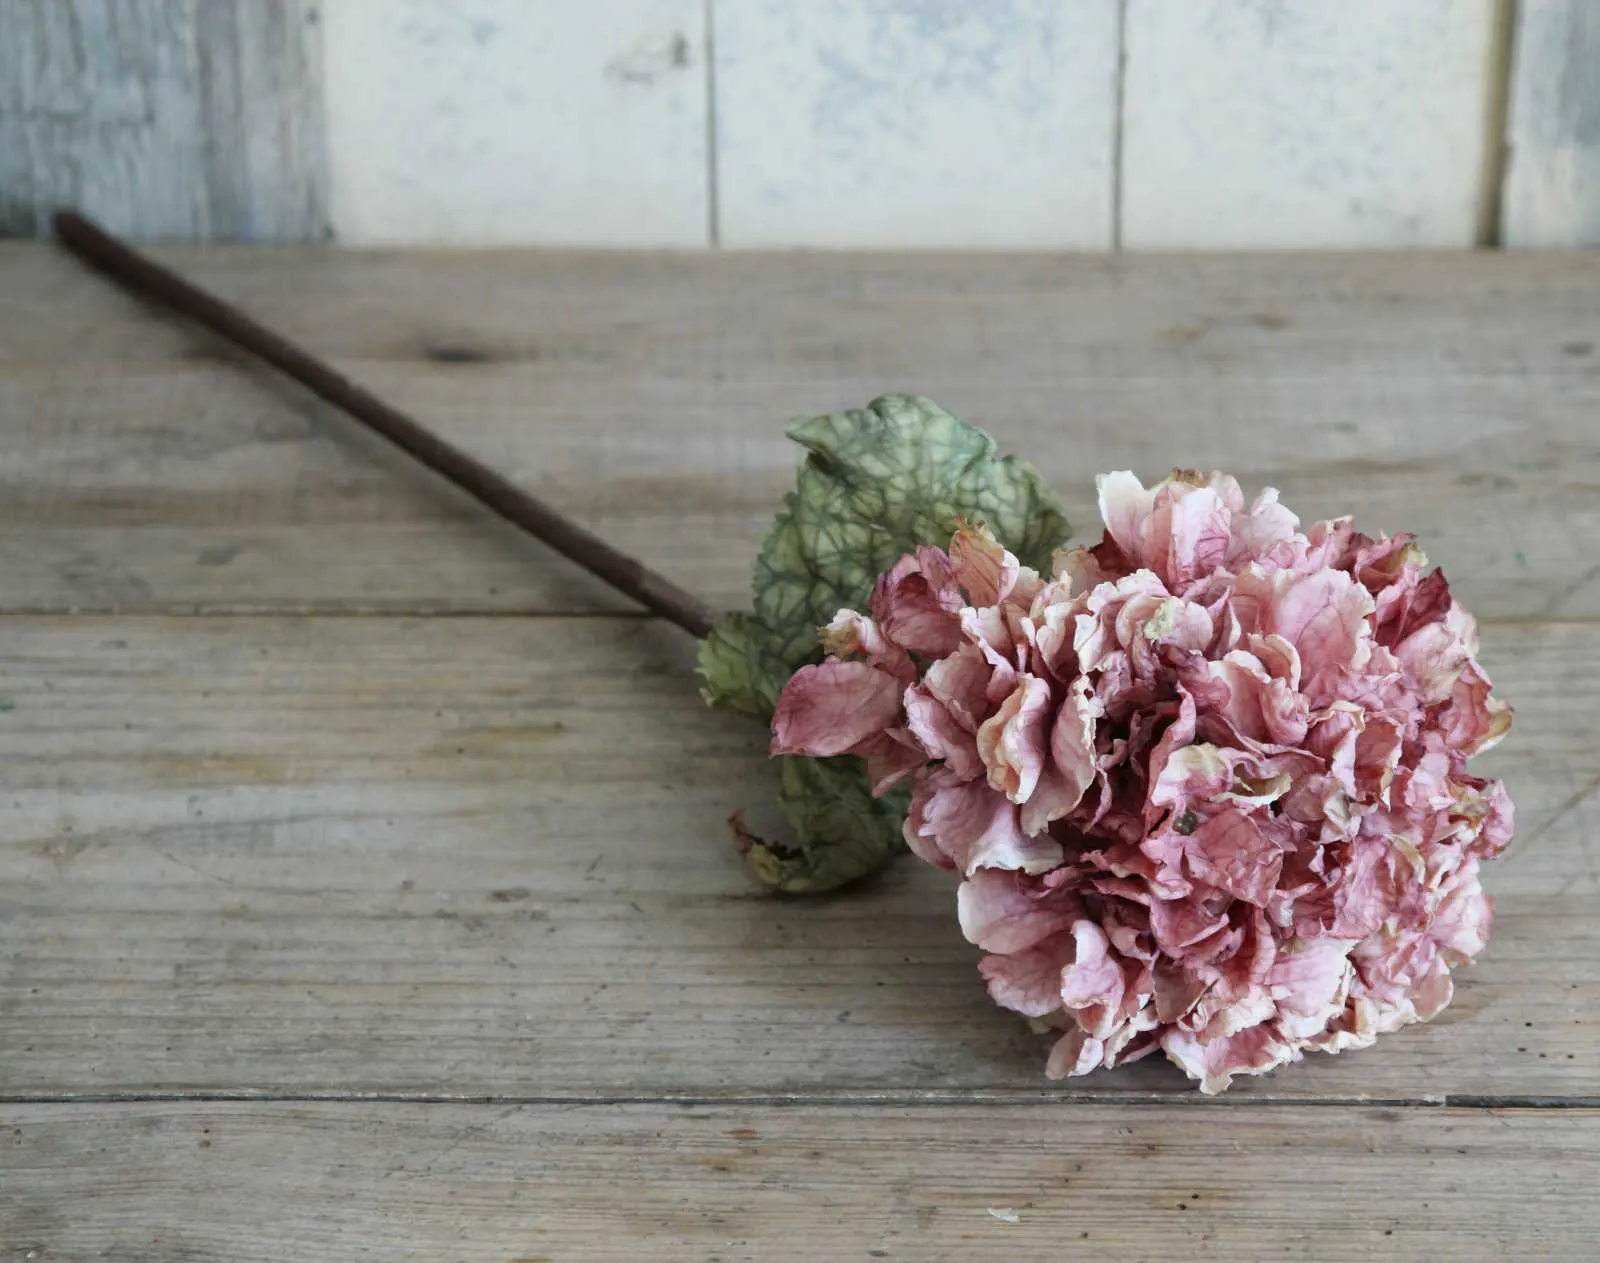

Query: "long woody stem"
left=52, top=209, right=719, bottom=639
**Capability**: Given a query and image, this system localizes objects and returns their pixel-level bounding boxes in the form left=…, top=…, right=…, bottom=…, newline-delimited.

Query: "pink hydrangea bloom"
left=772, top=471, right=1513, bottom=1093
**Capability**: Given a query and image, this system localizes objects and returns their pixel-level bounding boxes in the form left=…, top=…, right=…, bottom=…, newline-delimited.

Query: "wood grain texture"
left=1503, top=0, right=1600, bottom=246
left=1122, top=0, right=1499, bottom=247
left=6, top=244, right=1600, bottom=617
left=712, top=0, right=1117, bottom=247
left=0, top=614, right=1590, bottom=1100
left=0, top=0, right=326, bottom=242
left=4, top=1102, right=1598, bottom=1261
left=321, top=0, right=709, bottom=246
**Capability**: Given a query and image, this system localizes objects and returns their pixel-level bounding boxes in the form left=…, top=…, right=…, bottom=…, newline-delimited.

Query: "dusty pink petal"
left=904, top=684, right=983, bottom=779
left=1429, top=860, right=1492, bottom=961
left=1240, top=565, right=1376, bottom=679
left=1029, top=592, right=1083, bottom=681
left=979, top=930, right=1075, bottom=1017
left=1162, top=1023, right=1295, bottom=1095
left=1074, top=571, right=1171, bottom=673
left=817, top=609, right=915, bottom=681
left=1209, top=650, right=1308, bottom=746
left=1185, top=808, right=1282, bottom=906
left=1352, top=715, right=1405, bottom=798
left=949, top=520, right=1021, bottom=607
left=1148, top=896, right=1230, bottom=955
left=1155, top=485, right=1233, bottom=586
left=771, top=660, right=904, bottom=757
left=1096, top=471, right=1161, bottom=564
left=962, top=607, right=1021, bottom=700
left=1058, top=921, right=1129, bottom=1039
left=1319, top=837, right=1394, bottom=940
left=912, top=775, right=1062, bottom=875
left=1474, top=779, right=1515, bottom=858
left=1152, top=962, right=1212, bottom=1023
left=871, top=547, right=965, bottom=656
left=922, top=642, right=994, bottom=732
left=1148, top=743, right=1233, bottom=814
left=1045, top=1027, right=1109, bottom=1078
left=1053, top=545, right=1117, bottom=597
left=1394, top=602, right=1479, bottom=703
left=858, top=728, right=928, bottom=796
left=1226, top=487, right=1301, bottom=570
left=1268, top=939, right=1356, bottom=1038
left=1439, top=659, right=1513, bottom=756
left=1020, top=676, right=1101, bottom=834
left=977, top=674, right=1053, bottom=803
left=958, top=869, right=1084, bottom=953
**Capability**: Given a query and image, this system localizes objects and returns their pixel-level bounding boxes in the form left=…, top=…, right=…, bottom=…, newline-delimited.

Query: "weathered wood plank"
left=321, top=0, right=709, bottom=246
left=1122, top=0, right=1500, bottom=247
left=0, top=615, right=1589, bottom=1100
left=5, top=244, right=1600, bottom=616
left=1503, top=0, right=1600, bottom=246
left=0, top=0, right=326, bottom=242
left=4, top=1101, right=1597, bottom=1260
left=712, top=0, right=1118, bottom=247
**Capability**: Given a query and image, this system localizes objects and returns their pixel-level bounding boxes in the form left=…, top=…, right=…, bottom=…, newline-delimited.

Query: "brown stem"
left=51, top=209, right=720, bottom=640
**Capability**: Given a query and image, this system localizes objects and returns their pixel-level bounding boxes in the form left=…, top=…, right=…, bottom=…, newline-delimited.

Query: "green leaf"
left=732, top=757, right=912, bottom=895
left=699, top=394, right=1068, bottom=893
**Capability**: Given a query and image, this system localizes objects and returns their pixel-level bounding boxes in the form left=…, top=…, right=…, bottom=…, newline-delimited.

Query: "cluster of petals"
left=772, top=470, right=1513, bottom=1092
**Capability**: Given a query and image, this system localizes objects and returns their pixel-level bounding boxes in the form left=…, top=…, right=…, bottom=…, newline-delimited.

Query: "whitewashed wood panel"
left=713, top=0, right=1117, bottom=248
left=1503, top=0, right=1600, bottom=246
left=321, top=0, right=708, bottom=246
left=1122, top=0, right=1499, bottom=248
left=0, top=0, right=326, bottom=241
left=5, top=1103, right=1597, bottom=1261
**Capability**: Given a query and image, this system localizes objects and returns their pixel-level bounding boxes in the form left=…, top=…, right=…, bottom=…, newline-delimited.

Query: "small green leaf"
left=732, top=757, right=912, bottom=895
left=700, top=394, right=1068, bottom=893
left=696, top=613, right=788, bottom=721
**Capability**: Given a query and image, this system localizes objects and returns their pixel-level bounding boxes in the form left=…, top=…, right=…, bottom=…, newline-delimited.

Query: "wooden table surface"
left=2, top=244, right=1597, bottom=1259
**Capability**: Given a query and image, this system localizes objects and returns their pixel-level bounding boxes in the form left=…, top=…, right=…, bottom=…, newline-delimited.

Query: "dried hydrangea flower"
left=773, top=471, right=1513, bottom=1092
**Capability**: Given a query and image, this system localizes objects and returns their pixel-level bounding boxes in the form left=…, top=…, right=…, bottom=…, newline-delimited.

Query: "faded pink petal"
left=1046, top=1027, right=1108, bottom=1079
left=958, top=868, right=1083, bottom=953
left=977, top=674, right=1053, bottom=803
left=1162, top=1023, right=1295, bottom=1095
left=980, top=930, right=1074, bottom=1017
left=1185, top=809, right=1282, bottom=907
left=922, top=642, right=995, bottom=732
left=871, top=547, right=965, bottom=656
left=909, top=775, right=1062, bottom=875
left=904, top=684, right=983, bottom=779
left=1058, top=921, right=1130, bottom=1038
left=1020, top=675, right=1100, bottom=834
left=949, top=520, right=1021, bottom=608
left=771, top=660, right=904, bottom=757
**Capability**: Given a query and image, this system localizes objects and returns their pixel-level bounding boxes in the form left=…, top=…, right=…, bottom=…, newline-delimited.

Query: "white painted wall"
left=322, top=0, right=709, bottom=246
left=1122, top=0, right=1499, bottom=249
left=713, top=0, right=1118, bottom=249
left=14, top=0, right=1590, bottom=249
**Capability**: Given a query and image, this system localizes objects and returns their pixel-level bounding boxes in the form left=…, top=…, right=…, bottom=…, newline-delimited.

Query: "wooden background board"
left=2, top=244, right=1598, bottom=1257
left=5, top=1103, right=1597, bottom=1261
left=4, top=246, right=1599, bottom=618
left=0, top=615, right=1593, bottom=1101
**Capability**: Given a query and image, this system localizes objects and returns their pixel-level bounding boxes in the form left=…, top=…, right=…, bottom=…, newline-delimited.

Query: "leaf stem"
left=51, top=209, right=720, bottom=640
